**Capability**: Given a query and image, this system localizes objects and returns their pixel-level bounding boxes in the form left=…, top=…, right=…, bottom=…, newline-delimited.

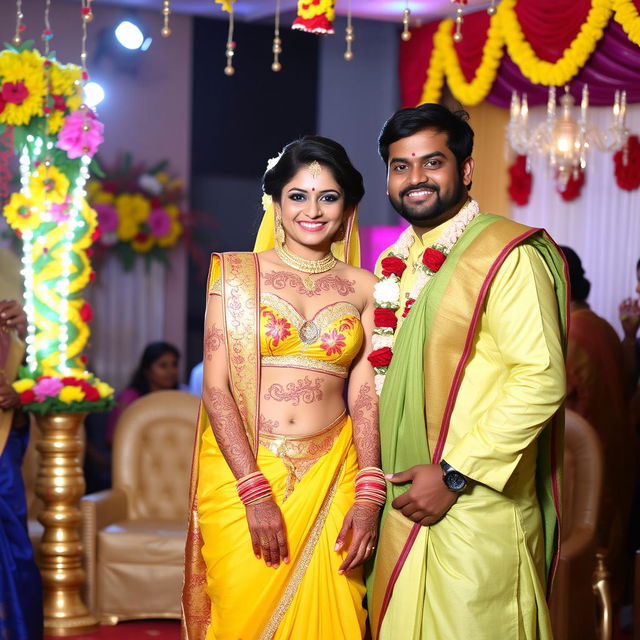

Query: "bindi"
left=411, top=152, right=416, bottom=157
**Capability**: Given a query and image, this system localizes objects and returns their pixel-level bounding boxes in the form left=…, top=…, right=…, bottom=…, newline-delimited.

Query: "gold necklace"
left=274, top=242, right=337, bottom=291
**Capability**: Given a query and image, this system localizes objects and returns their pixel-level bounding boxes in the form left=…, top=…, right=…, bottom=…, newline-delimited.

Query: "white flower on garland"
left=373, top=278, right=401, bottom=308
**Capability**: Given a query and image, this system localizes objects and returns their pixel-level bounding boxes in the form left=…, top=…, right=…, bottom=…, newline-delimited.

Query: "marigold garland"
left=612, top=0, right=640, bottom=45
left=418, top=0, right=631, bottom=106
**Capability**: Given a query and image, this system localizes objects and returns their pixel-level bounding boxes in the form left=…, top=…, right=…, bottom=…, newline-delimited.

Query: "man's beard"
left=388, top=176, right=464, bottom=227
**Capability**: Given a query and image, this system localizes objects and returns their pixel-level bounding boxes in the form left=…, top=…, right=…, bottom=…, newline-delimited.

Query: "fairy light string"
left=224, top=5, right=236, bottom=75
left=162, top=0, right=172, bottom=37
left=272, top=0, right=282, bottom=72
left=344, top=0, right=354, bottom=61
left=13, top=0, right=24, bottom=46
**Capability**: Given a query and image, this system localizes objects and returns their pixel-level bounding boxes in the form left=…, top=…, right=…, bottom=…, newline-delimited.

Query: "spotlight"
left=84, top=81, right=105, bottom=108
left=114, top=20, right=152, bottom=51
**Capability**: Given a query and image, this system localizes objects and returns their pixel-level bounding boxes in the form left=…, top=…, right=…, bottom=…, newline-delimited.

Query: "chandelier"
left=508, top=85, right=628, bottom=186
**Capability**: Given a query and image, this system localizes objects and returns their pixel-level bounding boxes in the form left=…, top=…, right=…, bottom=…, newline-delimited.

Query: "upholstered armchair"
left=549, top=409, right=605, bottom=640
left=81, top=390, right=199, bottom=623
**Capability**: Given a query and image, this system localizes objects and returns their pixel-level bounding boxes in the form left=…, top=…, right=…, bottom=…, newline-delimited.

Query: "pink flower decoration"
left=50, top=197, right=71, bottom=223
left=262, top=310, right=291, bottom=347
left=95, top=203, right=118, bottom=233
left=56, top=109, right=104, bottom=159
left=33, top=377, right=64, bottom=401
left=148, top=207, right=172, bottom=237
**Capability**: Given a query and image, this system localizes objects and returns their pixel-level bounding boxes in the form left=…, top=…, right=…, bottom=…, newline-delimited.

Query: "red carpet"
left=44, top=621, right=180, bottom=639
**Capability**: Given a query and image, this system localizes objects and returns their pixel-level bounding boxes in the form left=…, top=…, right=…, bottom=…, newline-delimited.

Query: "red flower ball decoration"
left=557, top=168, right=585, bottom=202
left=367, top=347, right=393, bottom=368
left=614, top=135, right=640, bottom=192
left=422, top=248, right=446, bottom=272
left=79, top=302, right=93, bottom=323
left=380, top=256, right=407, bottom=278
left=507, top=155, right=532, bottom=206
left=374, top=307, right=398, bottom=329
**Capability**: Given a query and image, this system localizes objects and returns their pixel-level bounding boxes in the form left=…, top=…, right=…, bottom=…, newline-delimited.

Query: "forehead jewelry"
left=307, top=161, right=322, bottom=179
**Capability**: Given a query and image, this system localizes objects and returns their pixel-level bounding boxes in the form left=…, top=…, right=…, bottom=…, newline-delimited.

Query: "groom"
left=367, top=104, right=568, bottom=639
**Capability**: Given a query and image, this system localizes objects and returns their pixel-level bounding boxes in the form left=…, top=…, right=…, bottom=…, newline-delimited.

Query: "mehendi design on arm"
left=205, top=323, right=224, bottom=361
left=351, top=383, right=380, bottom=469
left=262, top=271, right=356, bottom=297
left=263, top=376, right=323, bottom=405
left=205, top=386, right=257, bottom=478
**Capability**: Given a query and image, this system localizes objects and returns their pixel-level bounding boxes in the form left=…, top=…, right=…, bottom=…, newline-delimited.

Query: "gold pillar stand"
left=34, top=412, right=98, bottom=636
left=593, top=550, right=613, bottom=640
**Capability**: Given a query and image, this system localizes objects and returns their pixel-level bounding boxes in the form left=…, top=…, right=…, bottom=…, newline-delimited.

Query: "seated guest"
left=0, top=299, right=43, bottom=640
left=106, top=341, right=182, bottom=444
left=562, top=246, right=635, bottom=603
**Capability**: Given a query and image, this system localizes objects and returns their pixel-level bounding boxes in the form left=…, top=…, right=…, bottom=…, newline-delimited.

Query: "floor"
left=44, top=621, right=180, bottom=640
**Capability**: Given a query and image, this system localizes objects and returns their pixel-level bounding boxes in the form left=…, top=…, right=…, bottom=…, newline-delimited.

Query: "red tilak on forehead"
left=412, top=152, right=416, bottom=157
left=312, top=187, right=315, bottom=191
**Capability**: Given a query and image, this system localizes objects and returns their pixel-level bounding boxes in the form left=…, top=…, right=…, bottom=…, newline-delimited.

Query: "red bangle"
left=354, top=466, right=386, bottom=506
left=236, top=471, right=272, bottom=506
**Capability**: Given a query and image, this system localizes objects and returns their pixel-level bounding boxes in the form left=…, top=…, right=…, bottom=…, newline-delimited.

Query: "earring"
left=334, top=222, right=346, bottom=242
left=274, top=215, right=285, bottom=247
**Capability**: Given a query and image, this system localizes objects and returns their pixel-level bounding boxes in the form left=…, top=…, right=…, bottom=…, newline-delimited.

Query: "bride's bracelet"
left=236, top=471, right=272, bottom=506
left=354, top=466, right=386, bottom=507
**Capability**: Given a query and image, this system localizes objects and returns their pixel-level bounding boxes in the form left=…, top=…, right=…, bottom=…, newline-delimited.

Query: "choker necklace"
left=274, top=241, right=337, bottom=275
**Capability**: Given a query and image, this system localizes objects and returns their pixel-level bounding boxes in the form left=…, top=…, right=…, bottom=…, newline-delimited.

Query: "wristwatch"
left=440, top=460, right=468, bottom=492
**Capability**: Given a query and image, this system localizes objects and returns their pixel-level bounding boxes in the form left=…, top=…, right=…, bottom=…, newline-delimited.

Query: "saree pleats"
left=197, top=416, right=366, bottom=640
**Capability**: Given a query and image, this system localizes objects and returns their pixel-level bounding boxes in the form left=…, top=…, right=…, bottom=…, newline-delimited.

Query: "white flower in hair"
left=266, top=152, right=283, bottom=172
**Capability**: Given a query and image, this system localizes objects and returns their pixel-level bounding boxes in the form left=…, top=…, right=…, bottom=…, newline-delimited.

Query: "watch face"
left=445, top=471, right=467, bottom=492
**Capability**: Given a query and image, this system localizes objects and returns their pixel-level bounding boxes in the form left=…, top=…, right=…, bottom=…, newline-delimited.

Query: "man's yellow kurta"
left=372, top=215, right=566, bottom=640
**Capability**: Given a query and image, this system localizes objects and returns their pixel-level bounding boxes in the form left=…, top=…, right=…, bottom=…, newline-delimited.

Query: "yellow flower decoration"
left=29, top=165, right=70, bottom=205
left=215, top=0, right=235, bottom=12
left=96, top=381, right=115, bottom=398
left=86, top=180, right=102, bottom=201
left=0, top=50, right=47, bottom=126
left=94, top=191, right=115, bottom=205
left=3, top=192, right=40, bottom=231
left=612, top=0, right=640, bottom=45
left=157, top=220, right=182, bottom=248
left=59, top=385, right=86, bottom=404
left=132, top=232, right=156, bottom=253
left=164, top=203, right=180, bottom=220
left=13, top=378, right=36, bottom=392
left=117, top=215, right=139, bottom=242
left=497, top=0, right=611, bottom=86
left=115, top=193, right=151, bottom=224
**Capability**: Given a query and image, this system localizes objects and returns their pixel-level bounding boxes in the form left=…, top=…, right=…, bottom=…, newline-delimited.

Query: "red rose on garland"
left=507, top=155, right=532, bottom=206
left=79, top=302, right=93, bottom=323
left=367, top=347, right=393, bottom=368
left=422, top=248, right=446, bottom=272
left=614, top=135, right=640, bottom=191
left=403, top=298, right=416, bottom=317
left=381, top=256, right=407, bottom=278
left=83, top=385, right=100, bottom=402
left=374, top=307, right=398, bottom=329
left=557, top=168, right=585, bottom=202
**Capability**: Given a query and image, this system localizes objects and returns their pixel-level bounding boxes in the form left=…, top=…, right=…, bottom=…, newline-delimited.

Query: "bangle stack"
left=355, top=466, right=387, bottom=507
left=236, top=471, right=272, bottom=506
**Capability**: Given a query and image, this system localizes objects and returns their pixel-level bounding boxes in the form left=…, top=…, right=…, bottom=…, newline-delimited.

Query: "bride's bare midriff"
left=259, top=366, right=346, bottom=436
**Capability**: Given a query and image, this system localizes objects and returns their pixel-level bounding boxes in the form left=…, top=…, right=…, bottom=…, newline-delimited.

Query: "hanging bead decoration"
left=13, top=0, right=24, bottom=46
left=344, top=0, right=354, bottom=61
left=487, top=0, right=497, bottom=16
left=452, top=0, right=467, bottom=43
left=81, top=0, right=93, bottom=23
left=272, top=0, right=282, bottom=72
left=162, top=0, right=172, bottom=37
left=401, top=3, right=411, bottom=42
left=224, top=4, right=236, bottom=75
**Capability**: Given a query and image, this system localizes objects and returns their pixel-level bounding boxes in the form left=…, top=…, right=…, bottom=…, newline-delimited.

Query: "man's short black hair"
left=378, top=103, right=474, bottom=169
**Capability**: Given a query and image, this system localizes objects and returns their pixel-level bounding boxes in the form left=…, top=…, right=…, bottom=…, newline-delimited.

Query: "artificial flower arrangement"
left=13, top=370, right=114, bottom=414
left=0, top=39, right=114, bottom=412
left=86, top=154, right=185, bottom=271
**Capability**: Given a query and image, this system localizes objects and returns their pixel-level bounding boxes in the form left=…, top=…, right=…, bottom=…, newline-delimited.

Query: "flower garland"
left=418, top=0, right=621, bottom=106
left=507, top=154, right=533, bottom=206
left=612, top=0, right=640, bottom=46
left=556, top=167, right=586, bottom=201
left=86, top=155, right=186, bottom=271
left=368, top=199, right=480, bottom=395
left=422, top=14, right=505, bottom=106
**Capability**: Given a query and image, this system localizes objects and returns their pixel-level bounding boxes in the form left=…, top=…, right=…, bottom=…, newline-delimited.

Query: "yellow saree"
left=182, top=206, right=366, bottom=639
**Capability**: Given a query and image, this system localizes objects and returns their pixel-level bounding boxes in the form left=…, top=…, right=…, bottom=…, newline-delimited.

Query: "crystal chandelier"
left=508, top=85, right=628, bottom=186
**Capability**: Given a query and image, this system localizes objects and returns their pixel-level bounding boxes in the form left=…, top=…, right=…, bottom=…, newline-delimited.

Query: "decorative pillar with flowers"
left=0, top=36, right=112, bottom=634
